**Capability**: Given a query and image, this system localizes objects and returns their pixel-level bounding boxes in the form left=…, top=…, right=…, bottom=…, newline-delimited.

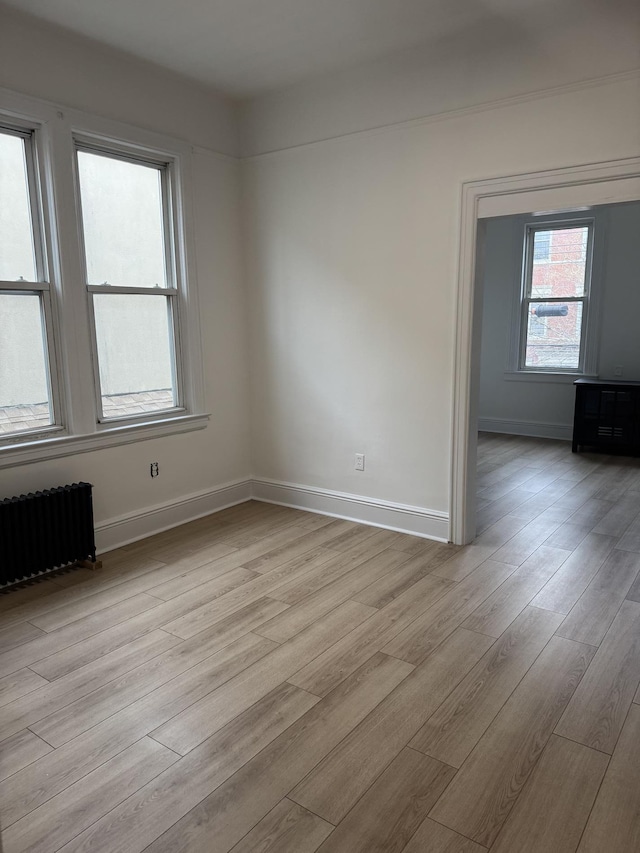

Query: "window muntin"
left=0, top=126, right=57, bottom=439
left=76, top=147, right=181, bottom=422
left=521, top=223, right=593, bottom=372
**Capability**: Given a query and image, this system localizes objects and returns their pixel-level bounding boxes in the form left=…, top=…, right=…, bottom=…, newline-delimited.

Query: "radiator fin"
left=0, top=483, right=97, bottom=587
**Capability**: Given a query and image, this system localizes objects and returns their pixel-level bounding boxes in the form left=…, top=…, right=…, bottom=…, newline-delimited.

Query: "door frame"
left=450, top=156, right=640, bottom=545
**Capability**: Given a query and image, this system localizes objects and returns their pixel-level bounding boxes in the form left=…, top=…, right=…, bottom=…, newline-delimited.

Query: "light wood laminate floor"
left=2, top=432, right=640, bottom=852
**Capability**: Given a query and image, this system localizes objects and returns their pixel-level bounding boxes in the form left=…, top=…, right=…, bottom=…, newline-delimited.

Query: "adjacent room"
left=0, top=1, right=639, bottom=851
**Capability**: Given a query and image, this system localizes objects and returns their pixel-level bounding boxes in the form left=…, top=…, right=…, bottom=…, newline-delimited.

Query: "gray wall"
left=478, top=201, right=640, bottom=438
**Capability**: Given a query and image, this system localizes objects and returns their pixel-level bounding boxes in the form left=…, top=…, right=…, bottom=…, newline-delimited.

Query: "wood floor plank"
left=0, top=628, right=181, bottom=744
left=269, top=532, right=401, bottom=605
left=314, top=748, right=455, bottom=853
left=530, top=532, right=616, bottom=614
left=0, top=667, right=49, bottom=707
left=489, top=735, right=608, bottom=853
left=290, top=628, right=492, bottom=824
left=29, top=625, right=277, bottom=749
left=616, top=513, right=640, bottom=552
left=555, top=599, right=640, bottom=753
left=476, top=488, right=538, bottom=533
left=228, top=800, right=333, bottom=853
left=432, top=516, right=528, bottom=582
left=592, top=493, right=640, bottom=537
left=567, top=497, right=616, bottom=530
left=382, top=559, right=518, bottom=665
left=410, top=606, right=563, bottom=767
left=544, top=520, right=591, bottom=551
left=556, top=549, right=640, bottom=645
left=461, top=545, right=570, bottom=637
left=289, top=573, right=454, bottom=697
left=577, top=703, right=640, bottom=852
left=488, top=509, right=568, bottom=566
left=626, top=567, right=640, bottom=602
left=429, top=636, right=595, bottom=847
left=30, top=595, right=288, bottom=681
left=240, top=520, right=354, bottom=573
left=0, top=632, right=275, bottom=827
left=162, top=548, right=341, bottom=639
left=58, top=683, right=320, bottom=853
left=0, top=555, right=167, bottom=628
left=254, top=549, right=408, bottom=642
left=402, top=819, right=486, bottom=853
left=1, top=737, right=177, bottom=849
left=0, top=729, right=52, bottom=782
left=141, top=653, right=413, bottom=853
left=147, top=525, right=314, bottom=600
left=151, top=600, right=378, bottom=755
left=0, top=621, right=45, bottom=654
left=351, top=546, right=455, bottom=609
left=0, top=592, right=170, bottom=680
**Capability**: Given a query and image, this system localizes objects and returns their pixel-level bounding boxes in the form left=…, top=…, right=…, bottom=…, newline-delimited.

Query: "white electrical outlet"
left=614, top=366, right=623, bottom=377
left=355, top=453, right=365, bottom=471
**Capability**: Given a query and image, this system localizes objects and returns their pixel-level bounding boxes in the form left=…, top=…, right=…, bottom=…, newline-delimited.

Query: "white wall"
left=0, top=16, right=251, bottom=547
left=243, top=72, right=640, bottom=525
left=478, top=202, right=640, bottom=437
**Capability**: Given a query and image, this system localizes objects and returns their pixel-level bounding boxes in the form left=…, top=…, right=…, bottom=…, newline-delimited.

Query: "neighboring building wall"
left=478, top=202, right=640, bottom=438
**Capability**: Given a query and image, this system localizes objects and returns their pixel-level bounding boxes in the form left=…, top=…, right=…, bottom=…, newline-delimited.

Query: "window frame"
left=507, top=213, right=603, bottom=381
left=73, top=139, right=185, bottom=425
left=0, top=119, right=66, bottom=443
left=0, top=91, right=208, bottom=469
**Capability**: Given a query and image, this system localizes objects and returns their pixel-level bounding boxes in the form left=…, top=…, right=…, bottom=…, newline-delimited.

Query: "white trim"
left=451, top=156, right=640, bottom=545
left=95, top=478, right=252, bottom=552
left=503, top=371, right=597, bottom=384
left=95, top=475, right=449, bottom=553
left=0, top=413, right=209, bottom=470
left=251, top=478, right=449, bottom=542
left=243, top=69, right=640, bottom=160
left=478, top=418, right=572, bottom=441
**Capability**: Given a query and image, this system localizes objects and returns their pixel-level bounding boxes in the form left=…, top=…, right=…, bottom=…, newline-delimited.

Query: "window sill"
left=0, top=412, right=210, bottom=470
left=503, top=372, right=599, bottom=384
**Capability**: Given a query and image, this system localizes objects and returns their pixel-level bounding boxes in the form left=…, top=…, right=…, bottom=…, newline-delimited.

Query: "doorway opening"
left=450, top=158, right=640, bottom=545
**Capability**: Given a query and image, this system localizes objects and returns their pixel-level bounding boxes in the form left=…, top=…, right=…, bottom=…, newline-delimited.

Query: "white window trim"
left=506, top=209, right=607, bottom=381
left=0, top=88, right=209, bottom=469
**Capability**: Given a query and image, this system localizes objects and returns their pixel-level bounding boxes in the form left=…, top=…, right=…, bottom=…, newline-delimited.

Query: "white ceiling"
left=2, top=0, right=568, bottom=98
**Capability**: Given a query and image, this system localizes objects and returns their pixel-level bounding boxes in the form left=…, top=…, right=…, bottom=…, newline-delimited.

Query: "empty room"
left=0, top=1, right=639, bottom=851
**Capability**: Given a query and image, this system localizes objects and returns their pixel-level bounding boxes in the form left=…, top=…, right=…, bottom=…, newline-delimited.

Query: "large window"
left=0, top=95, right=206, bottom=464
left=76, top=148, right=180, bottom=421
left=0, top=126, right=58, bottom=437
left=519, top=221, right=594, bottom=372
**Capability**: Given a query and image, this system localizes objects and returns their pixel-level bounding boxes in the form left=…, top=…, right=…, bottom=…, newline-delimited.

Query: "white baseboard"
left=95, top=475, right=450, bottom=553
left=251, top=478, right=450, bottom=542
left=479, top=417, right=572, bottom=441
left=95, top=478, right=252, bottom=553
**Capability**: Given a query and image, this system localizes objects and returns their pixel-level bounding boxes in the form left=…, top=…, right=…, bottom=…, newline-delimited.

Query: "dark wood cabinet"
left=573, top=378, right=640, bottom=455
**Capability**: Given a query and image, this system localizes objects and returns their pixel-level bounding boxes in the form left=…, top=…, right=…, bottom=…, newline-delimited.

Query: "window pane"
left=0, top=131, right=37, bottom=282
left=531, top=227, right=589, bottom=298
left=525, top=301, right=583, bottom=370
left=77, top=151, right=167, bottom=288
left=0, top=294, right=52, bottom=434
left=93, top=294, right=175, bottom=418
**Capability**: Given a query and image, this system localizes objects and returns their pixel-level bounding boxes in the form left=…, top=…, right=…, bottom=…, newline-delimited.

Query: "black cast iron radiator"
left=0, top=483, right=97, bottom=587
